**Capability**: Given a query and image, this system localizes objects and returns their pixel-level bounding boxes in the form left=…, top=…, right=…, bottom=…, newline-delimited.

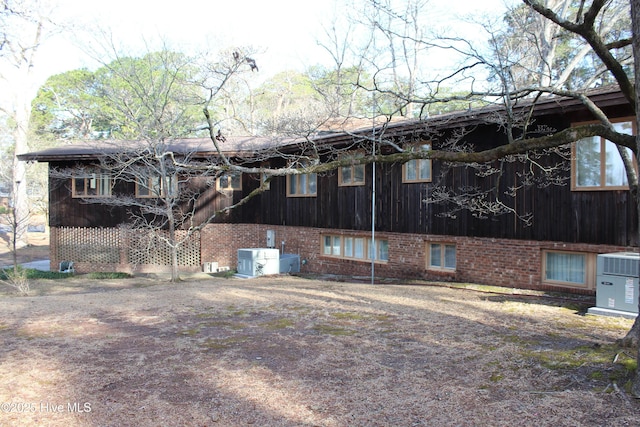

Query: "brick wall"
left=51, top=224, right=634, bottom=294
left=201, top=223, right=634, bottom=294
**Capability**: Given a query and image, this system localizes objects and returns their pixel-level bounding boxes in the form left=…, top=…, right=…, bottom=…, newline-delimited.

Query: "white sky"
left=39, top=0, right=514, bottom=79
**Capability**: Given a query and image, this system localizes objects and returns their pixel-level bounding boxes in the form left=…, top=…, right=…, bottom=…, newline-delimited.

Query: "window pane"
left=344, top=237, right=353, bottom=257
left=546, top=252, right=585, bottom=284
left=406, top=160, right=417, bottom=181
left=137, top=181, right=150, bottom=197
left=379, top=240, right=389, bottom=261
left=575, top=136, right=601, bottom=187
left=309, top=174, right=317, bottom=194
left=168, top=175, right=178, bottom=196
left=354, top=238, right=364, bottom=259
left=98, top=175, right=111, bottom=196
left=323, top=236, right=332, bottom=255
left=289, top=175, right=297, bottom=194
left=367, top=239, right=375, bottom=260
left=604, top=140, right=629, bottom=186
left=444, top=245, right=456, bottom=269
left=86, top=175, right=97, bottom=196
left=332, top=236, right=341, bottom=255
left=613, top=121, right=633, bottom=135
left=341, top=167, right=352, bottom=184
left=354, top=165, right=365, bottom=182
left=300, top=174, right=307, bottom=194
left=419, top=159, right=431, bottom=180
left=430, top=244, right=442, bottom=267
left=74, top=177, right=85, bottom=196
left=231, top=174, right=241, bottom=189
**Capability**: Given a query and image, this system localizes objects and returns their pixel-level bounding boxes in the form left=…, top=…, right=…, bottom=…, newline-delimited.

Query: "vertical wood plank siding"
left=47, top=107, right=638, bottom=248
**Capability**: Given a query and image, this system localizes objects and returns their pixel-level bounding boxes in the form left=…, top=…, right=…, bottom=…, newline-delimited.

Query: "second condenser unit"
left=595, top=252, right=639, bottom=315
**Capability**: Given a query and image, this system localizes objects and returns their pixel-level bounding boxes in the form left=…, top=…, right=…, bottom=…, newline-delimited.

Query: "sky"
left=39, top=0, right=515, bottom=81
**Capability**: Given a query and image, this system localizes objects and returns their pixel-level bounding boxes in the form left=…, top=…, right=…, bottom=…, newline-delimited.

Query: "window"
left=368, top=238, right=389, bottom=261
left=287, top=173, right=317, bottom=197
left=339, top=164, right=365, bottom=186
left=428, top=243, right=456, bottom=270
left=403, top=143, right=432, bottom=183
left=217, top=173, right=242, bottom=191
left=543, top=251, right=595, bottom=289
left=572, top=119, right=635, bottom=190
left=72, top=171, right=112, bottom=198
left=261, top=172, right=271, bottom=190
left=322, top=234, right=388, bottom=262
left=136, top=174, right=177, bottom=198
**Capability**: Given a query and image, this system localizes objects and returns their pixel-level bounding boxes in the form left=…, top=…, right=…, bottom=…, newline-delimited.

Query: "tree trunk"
left=168, top=214, right=179, bottom=283
left=11, top=83, right=31, bottom=250
left=630, top=0, right=640, bottom=399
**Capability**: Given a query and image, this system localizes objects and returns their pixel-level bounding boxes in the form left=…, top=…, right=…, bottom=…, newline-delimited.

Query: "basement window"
left=543, top=250, right=595, bottom=290
left=427, top=243, right=456, bottom=271
left=322, top=234, right=388, bottom=262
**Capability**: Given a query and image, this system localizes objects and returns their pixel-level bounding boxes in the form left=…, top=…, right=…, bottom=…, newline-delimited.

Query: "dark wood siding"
left=47, top=103, right=638, bottom=248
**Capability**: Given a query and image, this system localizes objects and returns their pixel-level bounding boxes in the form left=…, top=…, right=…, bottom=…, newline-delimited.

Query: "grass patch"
left=312, top=324, right=356, bottom=336
left=331, top=312, right=366, bottom=321
left=179, top=327, right=200, bottom=336
left=260, top=318, right=295, bottom=330
left=489, top=373, right=504, bottom=382
left=0, top=267, right=71, bottom=280
left=225, top=305, right=248, bottom=316
left=524, top=344, right=616, bottom=370
left=83, top=272, right=133, bottom=279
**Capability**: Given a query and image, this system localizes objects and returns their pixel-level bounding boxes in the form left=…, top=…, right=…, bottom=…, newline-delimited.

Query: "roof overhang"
left=18, top=86, right=630, bottom=163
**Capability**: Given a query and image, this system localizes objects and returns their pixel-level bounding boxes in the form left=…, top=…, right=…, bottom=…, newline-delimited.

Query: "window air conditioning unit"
left=237, top=248, right=280, bottom=277
left=594, top=252, right=639, bottom=315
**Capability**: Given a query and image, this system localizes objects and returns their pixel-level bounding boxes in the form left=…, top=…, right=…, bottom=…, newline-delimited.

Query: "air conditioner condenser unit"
left=203, top=262, right=219, bottom=273
left=591, top=252, right=639, bottom=317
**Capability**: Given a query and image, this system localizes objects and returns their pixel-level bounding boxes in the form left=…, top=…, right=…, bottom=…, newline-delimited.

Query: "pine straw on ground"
left=0, top=275, right=638, bottom=426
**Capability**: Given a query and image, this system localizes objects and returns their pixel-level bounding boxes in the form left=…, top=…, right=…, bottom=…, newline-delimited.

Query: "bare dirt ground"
left=0, top=269, right=638, bottom=426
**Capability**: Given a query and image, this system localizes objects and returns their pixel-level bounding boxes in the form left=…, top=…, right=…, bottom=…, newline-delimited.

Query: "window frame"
left=71, top=170, right=112, bottom=198
left=338, top=163, right=366, bottom=187
left=427, top=242, right=456, bottom=271
left=571, top=118, right=636, bottom=191
left=136, top=174, right=178, bottom=198
left=402, top=143, right=432, bottom=183
left=542, top=250, right=596, bottom=290
left=216, top=172, right=242, bottom=192
left=321, top=234, right=389, bottom=262
left=287, top=173, right=317, bottom=197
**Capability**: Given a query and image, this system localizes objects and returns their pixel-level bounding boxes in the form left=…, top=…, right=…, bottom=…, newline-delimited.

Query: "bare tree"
left=42, top=42, right=266, bottom=282
left=0, top=0, right=60, bottom=257
left=322, top=0, right=640, bottom=395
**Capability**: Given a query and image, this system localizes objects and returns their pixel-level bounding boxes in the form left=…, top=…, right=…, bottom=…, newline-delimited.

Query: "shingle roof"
left=18, top=136, right=300, bottom=162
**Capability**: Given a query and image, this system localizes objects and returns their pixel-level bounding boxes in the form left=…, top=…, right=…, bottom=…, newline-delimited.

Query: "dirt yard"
left=0, top=272, right=638, bottom=427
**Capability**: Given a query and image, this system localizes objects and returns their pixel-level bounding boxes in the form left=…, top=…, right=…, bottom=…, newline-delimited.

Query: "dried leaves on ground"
left=0, top=275, right=638, bottom=426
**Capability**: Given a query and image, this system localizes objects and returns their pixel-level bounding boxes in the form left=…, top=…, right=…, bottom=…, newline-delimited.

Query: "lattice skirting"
left=51, top=226, right=201, bottom=268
